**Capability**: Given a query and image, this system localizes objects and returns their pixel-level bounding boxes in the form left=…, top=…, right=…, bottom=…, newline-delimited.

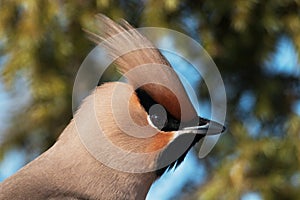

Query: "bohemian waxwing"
left=0, top=14, right=225, bottom=200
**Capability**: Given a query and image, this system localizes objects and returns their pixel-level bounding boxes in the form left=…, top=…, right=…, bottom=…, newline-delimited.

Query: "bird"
left=0, top=14, right=225, bottom=200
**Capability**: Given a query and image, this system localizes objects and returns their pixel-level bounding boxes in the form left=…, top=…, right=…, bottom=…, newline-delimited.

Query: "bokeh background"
left=1, top=1, right=300, bottom=199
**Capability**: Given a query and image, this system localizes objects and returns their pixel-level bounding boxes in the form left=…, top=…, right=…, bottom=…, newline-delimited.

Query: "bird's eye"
left=148, top=104, right=167, bottom=130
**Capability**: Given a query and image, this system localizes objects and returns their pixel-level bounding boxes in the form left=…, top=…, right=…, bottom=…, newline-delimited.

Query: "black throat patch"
left=135, top=88, right=205, bottom=176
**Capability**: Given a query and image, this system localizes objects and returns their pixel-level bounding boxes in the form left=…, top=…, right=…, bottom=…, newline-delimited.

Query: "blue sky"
left=0, top=36, right=299, bottom=199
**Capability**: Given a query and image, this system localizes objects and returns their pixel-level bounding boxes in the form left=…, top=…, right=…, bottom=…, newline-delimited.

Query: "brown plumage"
left=0, top=14, right=225, bottom=199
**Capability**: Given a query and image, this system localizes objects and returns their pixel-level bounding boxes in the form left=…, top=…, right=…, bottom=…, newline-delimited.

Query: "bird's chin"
left=155, top=119, right=225, bottom=176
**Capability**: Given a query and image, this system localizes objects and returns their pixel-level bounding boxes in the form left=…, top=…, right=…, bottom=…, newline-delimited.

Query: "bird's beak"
left=176, top=117, right=226, bottom=136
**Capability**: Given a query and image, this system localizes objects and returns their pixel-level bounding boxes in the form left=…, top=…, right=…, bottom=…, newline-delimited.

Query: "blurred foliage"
left=0, top=0, right=300, bottom=199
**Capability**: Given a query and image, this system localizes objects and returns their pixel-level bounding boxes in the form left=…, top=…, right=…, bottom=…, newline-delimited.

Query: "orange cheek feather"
left=129, top=94, right=174, bottom=153
left=144, top=132, right=174, bottom=152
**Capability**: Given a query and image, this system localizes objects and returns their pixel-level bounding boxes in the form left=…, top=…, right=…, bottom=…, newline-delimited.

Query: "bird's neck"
left=0, top=121, right=158, bottom=199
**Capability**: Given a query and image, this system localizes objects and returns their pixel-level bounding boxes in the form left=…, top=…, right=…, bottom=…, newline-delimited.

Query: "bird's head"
left=77, top=14, right=225, bottom=175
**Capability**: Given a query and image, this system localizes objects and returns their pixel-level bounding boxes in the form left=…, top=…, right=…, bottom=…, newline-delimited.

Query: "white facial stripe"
left=147, top=115, right=158, bottom=129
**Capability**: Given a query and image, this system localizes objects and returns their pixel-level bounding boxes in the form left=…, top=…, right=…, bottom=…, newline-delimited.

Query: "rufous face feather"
left=87, top=14, right=197, bottom=121
left=0, top=14, right=226, bottom=200
left=84, top=15, right=225, bottom=173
